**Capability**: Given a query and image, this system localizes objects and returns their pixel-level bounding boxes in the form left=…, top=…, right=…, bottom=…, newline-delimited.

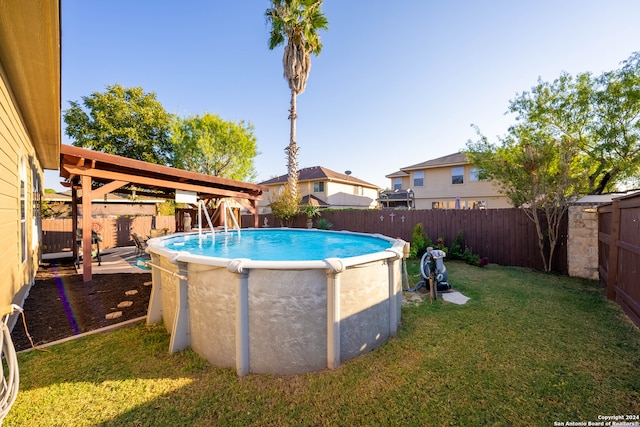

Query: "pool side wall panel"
left=247, top=269, right=328, bottom=375
left=155, top=257, right=403, bottom=375
left=159, top=257, right=180, bottom=333
left=188, top=264, right=237, bottom=368
left=339, top=260, right=393, bottom=362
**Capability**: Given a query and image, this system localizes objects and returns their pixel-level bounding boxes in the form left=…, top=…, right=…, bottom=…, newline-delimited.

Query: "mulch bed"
left=11, top=257, right=152, bottom=352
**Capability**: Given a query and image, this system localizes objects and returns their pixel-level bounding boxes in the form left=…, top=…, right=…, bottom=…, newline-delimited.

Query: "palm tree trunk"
left=286, top=89, right=299, bottom=198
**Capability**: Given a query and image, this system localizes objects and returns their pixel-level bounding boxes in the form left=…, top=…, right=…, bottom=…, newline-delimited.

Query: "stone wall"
left=567, top=204, right=599, bottom=280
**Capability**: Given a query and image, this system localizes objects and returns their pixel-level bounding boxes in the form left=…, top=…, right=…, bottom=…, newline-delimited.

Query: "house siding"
left=300, top=179, right=327, bottom=201
left=259, top=177, right=379, bottom=212
left=325, top=181, right=378, bottom=209
left=397, top=164, right=511, bottom=209
left=0, top=63, right=42, bottom=311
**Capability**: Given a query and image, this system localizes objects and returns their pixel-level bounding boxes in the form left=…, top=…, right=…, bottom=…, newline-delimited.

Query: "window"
left=393, top=178, right=402, bottom=191
left=452, top=167, right=464, bottom=184
left=470, top=168, right=480, bottom=181
left=20, top=156, right=27, bottom=263
left=313, top=181, right=325, bottom=192
left=413, top=171, right=424, bottom=187
left=353, top=185, right=363, bottom=195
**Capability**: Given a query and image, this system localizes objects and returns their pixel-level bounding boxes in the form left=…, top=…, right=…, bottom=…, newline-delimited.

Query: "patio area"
left=44, top=246, right=150, bottom=275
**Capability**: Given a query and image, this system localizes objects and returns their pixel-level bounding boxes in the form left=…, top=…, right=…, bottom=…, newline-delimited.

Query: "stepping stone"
left=106, top=311, right=122, bottom=320
left=144, top=281, right=152, bottom=286
left=117, top=301, right=133, bottom=308
left=125, top=290, right=138, bottom=296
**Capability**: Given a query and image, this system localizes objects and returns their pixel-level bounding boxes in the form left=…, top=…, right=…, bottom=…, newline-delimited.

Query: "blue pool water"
left=162, top=229, right=393, bottom=261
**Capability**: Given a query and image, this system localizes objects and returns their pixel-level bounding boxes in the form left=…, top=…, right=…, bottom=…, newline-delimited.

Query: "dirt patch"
left=11, top=258, right=151, bottom=352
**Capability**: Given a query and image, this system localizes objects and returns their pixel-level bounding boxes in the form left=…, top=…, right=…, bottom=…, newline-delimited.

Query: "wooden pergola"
left=59, top=145, right=267, bottom=282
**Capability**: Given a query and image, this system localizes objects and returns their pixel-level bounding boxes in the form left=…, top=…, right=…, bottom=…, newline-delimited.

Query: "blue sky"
left=47, top=0, right=640, bottom=191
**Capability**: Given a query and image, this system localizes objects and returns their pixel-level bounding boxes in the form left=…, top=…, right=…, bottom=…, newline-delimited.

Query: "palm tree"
left=265, top=0, right=328, bottom=199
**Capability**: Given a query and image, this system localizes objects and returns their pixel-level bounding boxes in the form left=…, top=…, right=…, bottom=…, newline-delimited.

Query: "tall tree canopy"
left=170, top=113, right=259, bottom=181
left=589, top=52, right=640, bottom=192
left=466, top=51, right=640, bottom=271
left=505, top=52, right=640, bottom=195
left=265, top=0, right=328, bottom=199
left=63, top=84, right=173, bottom=165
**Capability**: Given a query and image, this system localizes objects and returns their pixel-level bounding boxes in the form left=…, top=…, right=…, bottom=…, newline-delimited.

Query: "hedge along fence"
left=242, top=208, right=568, bottom=274
left=41, top=216, right=176, bottom=254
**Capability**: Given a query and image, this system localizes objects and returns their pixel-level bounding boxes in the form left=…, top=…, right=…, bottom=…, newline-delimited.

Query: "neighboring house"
left=44, top=191, right=167, bottom=218
left=382, top=152, right=511, bottom=210
left=0, top=2, right=60, bottom=311
left=258, top=166, right=380, bottom=213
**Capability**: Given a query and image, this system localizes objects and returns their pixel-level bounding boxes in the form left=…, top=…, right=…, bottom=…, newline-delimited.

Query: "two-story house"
left=382, top=152, right=511, bottom=210
left=259, top=166, right=380, bottom=213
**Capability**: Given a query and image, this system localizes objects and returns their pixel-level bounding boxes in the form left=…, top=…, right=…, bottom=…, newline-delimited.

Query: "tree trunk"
left=286, top=89, right=299, bottom=199
left=526, top=207, right=550, bottom=272
left=589, top=171, right=612, bottom=195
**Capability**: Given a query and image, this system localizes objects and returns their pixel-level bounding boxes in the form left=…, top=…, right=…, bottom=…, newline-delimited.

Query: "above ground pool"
left=145, top=228, right=407, bottom=376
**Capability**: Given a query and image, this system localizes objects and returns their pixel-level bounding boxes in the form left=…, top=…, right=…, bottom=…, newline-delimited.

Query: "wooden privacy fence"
left=42, top=209, right=568, bottom=272
left=598, top=192, right=640, bottom=328
left=242, top=208, right=568, bottom=273
left=41, top=216, right=176, bottom=253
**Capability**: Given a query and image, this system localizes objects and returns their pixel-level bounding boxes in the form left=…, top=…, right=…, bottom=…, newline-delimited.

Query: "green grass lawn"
left=6, top=261, right=640, bottom=426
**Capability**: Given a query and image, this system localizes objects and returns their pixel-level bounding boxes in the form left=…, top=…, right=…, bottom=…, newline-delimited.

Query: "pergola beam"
left=89, top=180, right=129, bottom=200
left=60, top=145, right=267, bottom=282
left=63, top=165, right=261, bottom=201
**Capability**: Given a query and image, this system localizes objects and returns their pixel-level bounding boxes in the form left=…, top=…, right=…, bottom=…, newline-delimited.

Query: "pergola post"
left=81, top=174, right=93, bottom=282
left=71, top=186, right=78, bottom=261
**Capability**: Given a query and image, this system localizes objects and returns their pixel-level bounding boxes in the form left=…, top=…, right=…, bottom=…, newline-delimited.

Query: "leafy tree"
left=170, top=113, right=258, bottom=181
left=156, top=200, right=176, bottom=216
left=269, top=183, right=302, bottom=226
left=589, top=52, right=640, bottom=193
left=506, top=52, right=640, bottom=194
left=63, top=84, right=173, bottom=165
left=41, top=188, right=68, bottom=218
left=265, top=0, right=328, bottom=199
left=467, top=125, right=581, bottom=272
left=467, top=52, right=640, bottom=271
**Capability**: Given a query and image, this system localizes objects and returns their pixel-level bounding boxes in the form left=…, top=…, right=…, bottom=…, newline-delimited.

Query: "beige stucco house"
left=383, top=152, right=511, bottom=210
left=0, top=2, right=60, bottom=313
left=258, top=166, right=380, bottom=213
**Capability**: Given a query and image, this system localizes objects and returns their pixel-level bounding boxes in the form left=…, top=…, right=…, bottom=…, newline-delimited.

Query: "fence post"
left=606, top=200, right=621, bottom=300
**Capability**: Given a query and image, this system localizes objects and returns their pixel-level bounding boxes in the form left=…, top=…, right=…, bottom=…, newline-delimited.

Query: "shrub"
left=444, top=230, right=490, bottom=267
left=449, top=230, right=465, bottom=260
left=461, top=247, right=480, bottom=266
left=269, top=184, right=301, bottom=226
left=302, top=204, right=321, bottom=219
left=410, top=223, right=427, bottom=258
left=316, top=218, right=333, bottom=230
left=434, top=236, right=448, bottom=254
